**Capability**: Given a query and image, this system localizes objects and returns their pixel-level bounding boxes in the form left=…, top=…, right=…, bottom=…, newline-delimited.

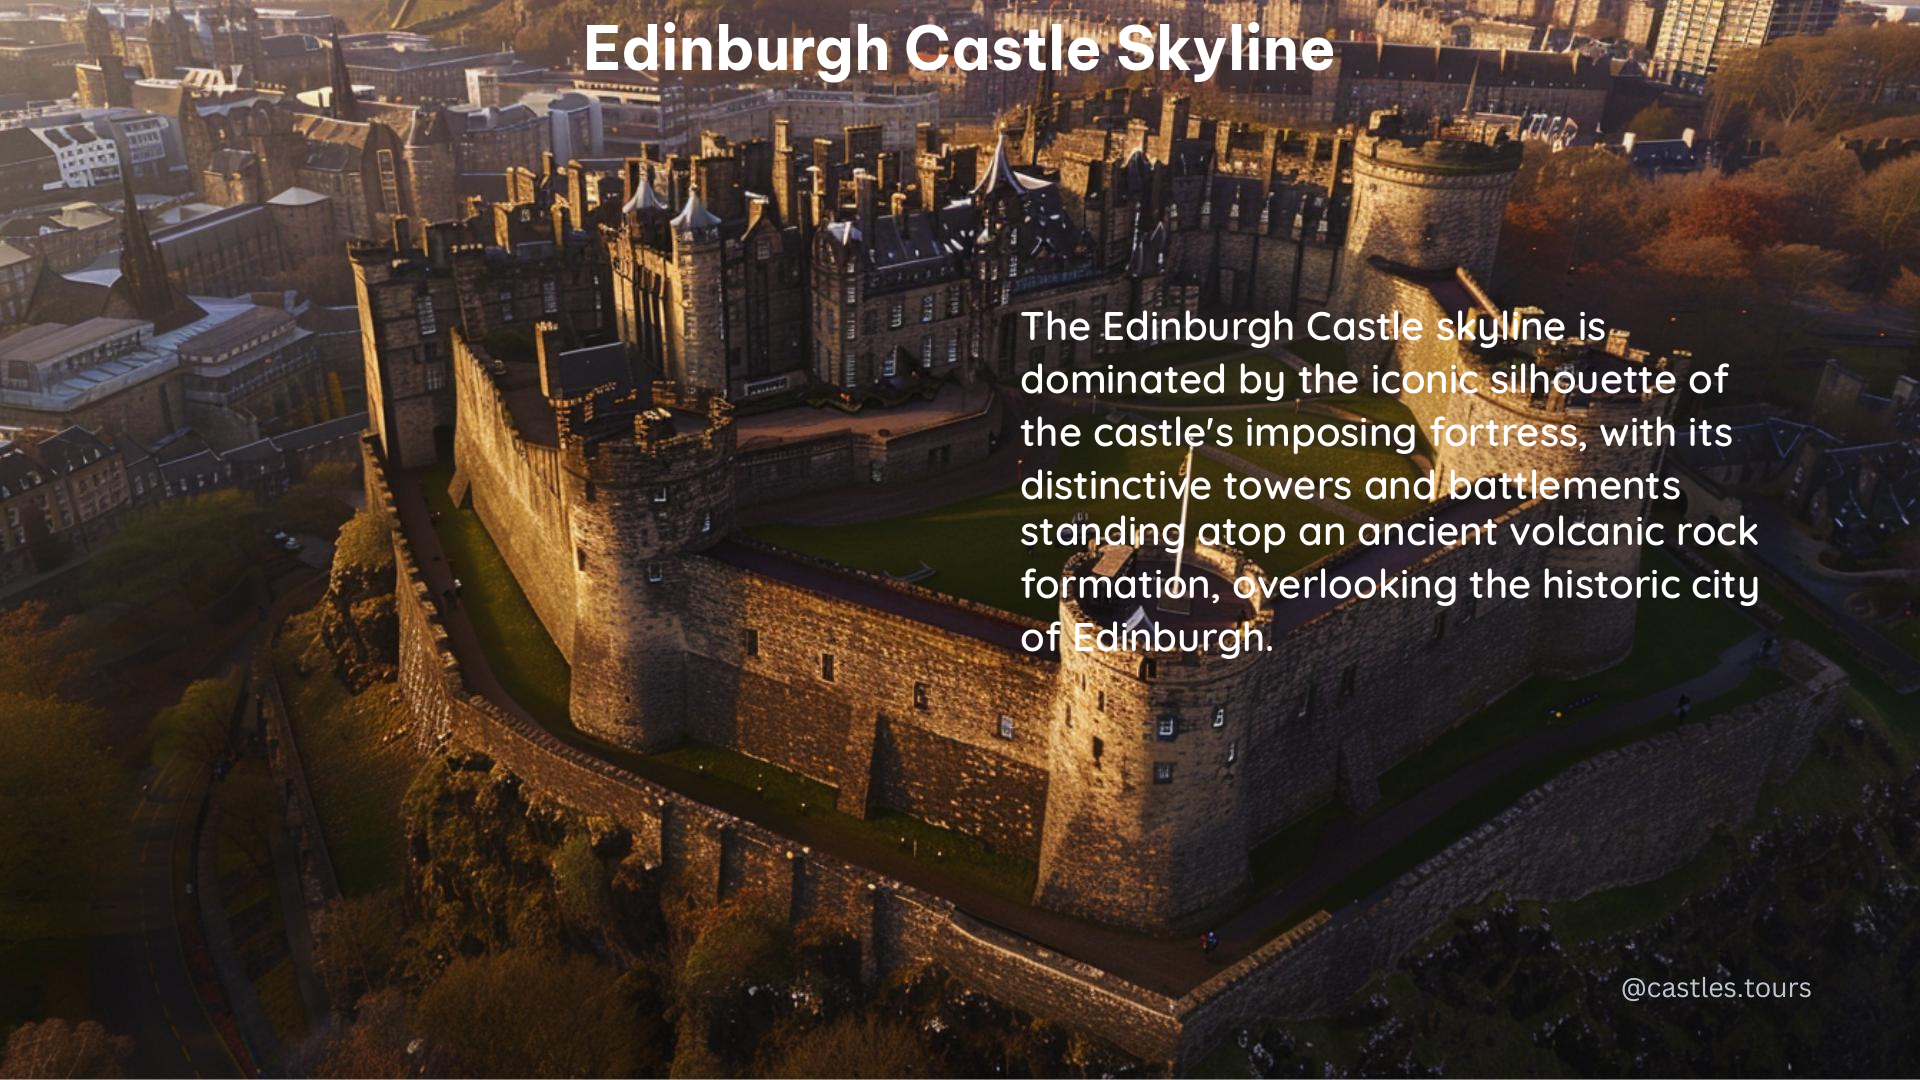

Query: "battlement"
left=1357, top=109, right=1524, bottom=175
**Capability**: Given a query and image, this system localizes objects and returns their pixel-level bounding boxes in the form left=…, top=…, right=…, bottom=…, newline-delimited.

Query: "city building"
left=0, top=424, right=130, bottom=584
left=1652, top=0, right=1842, bottom=87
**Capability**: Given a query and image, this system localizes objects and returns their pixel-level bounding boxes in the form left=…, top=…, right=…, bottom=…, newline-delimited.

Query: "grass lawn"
left=750, top=418, right=1349, bottom=619
left=1246, top=546, right=1758, bottom=905
left=273, top=608, right=416, bottom=896
left=1370, top=546, right=1754, bottom=807
left=1273, top=662, right=1792, bottom=927
left=652, top=744, right=1038, bottom=901
left=413, top=478, right=1041, bottom=900
left=420, top=462, right=573, bottom=727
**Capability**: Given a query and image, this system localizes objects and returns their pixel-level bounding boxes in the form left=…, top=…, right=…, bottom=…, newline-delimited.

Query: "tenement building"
left=360, top=93, right=1693, bottom=935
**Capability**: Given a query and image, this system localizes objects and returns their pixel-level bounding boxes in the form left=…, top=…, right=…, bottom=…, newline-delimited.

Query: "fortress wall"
left=449, top=333, right=577, bottom=655
left=732, top=399, right=998, bottom=506
left=1173, top=643, right=1848, bottom=1069
left=1237, top=497, right=1552, bottom=838
left=376, top=434, right=1843, bottom=1069
left=674, top=551, right=1057, bottom=859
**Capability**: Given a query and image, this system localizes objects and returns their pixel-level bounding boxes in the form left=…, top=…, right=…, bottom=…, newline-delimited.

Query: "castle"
left=355, top=92, right=1706, bottom=934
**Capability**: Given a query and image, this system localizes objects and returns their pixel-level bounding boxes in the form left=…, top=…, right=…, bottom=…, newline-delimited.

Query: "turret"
left=561, top=365, right=736, bottom=749
left=1036, top=543, right=1270, bottom=931
left=1334, top=110, right=1520, bottom=373
left=666, top=185, right=726, bottom=391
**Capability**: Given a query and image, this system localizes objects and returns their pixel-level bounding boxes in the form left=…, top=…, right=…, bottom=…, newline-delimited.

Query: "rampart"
left=369, top=433, right=1848, bottom=1069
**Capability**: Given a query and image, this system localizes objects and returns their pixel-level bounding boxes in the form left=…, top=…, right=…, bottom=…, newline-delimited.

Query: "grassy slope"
left=273, top=608, right=415, bottom=897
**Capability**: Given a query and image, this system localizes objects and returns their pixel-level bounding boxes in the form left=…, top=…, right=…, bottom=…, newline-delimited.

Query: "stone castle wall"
left=449, top=333, right=578, bottom=655
left=373, top=434, right=1845, bottom=1069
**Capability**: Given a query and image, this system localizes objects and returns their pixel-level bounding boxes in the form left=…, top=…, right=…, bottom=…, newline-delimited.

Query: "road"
left=90, top=756, right=243, bottom=1079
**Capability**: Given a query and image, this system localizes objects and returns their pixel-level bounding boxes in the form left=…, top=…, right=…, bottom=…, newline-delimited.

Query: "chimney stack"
left=855, top=168, right=877, bottom=236
left=535, top=320, right=564, bottom=398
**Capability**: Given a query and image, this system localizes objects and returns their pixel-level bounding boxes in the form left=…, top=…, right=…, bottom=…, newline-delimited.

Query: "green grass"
left=652, top=744, right=1038, bottom=901
left=273, top=609, right=416, bottom=896
left=1273, top=662, right=1794, bottom=928
left=751, top=417, right=1355, bottom=619
left=413, top=481, right=1041, bottom=900
left=1245, top=548, right=1757, bottom=905
left=1372, top=547, right=1753, bottom=807
left=420, top=462, right=572, bottom=727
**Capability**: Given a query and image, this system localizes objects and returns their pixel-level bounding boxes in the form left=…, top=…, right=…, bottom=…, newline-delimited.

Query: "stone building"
left=350, top=193, right=617, bottom=472
left=362, top=91, right=1684, bottom=934
left=0, top=424, right=130, bottom=585
left=1652, top=0, right=1840, bottom=88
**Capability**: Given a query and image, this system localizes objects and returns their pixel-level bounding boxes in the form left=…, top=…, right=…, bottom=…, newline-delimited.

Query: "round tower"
left=1035, top=543, right=1272, bottom=933
left=562, top=385, right=735, bottom=750
left=1334, top=110, right=1521, bottom=371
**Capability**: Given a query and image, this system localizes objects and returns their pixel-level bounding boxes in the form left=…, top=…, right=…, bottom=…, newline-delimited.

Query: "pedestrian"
left=453, top=576, right=464, bottom=596
left=1203, top=929, right=1219, bottom=956
left=1676, top=693, right=1691, bottom=720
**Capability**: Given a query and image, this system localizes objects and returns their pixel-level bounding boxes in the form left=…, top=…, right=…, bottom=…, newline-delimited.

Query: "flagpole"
left=1162, top=447, right=1194, bottom=615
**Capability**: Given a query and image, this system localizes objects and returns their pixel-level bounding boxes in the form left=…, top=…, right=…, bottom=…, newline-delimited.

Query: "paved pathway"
left=389, top=468, right=1780, bottom=996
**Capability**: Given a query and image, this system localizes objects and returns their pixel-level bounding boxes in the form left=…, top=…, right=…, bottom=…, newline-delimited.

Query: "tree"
left=214, top=761, right=281, bottom=877
left=150, top=672, right=241, bottom=772
left=0, top=600, right=93, bottom=699
left=1845, top=155, right=1920, bottom=280
left=410, top=949, right=667, bottom=1077
left=313, top=888, right=410, bottom=1007
left=1667, top=179, right=1790, bottom=250
left=1, top=1019, right=133, bottom=1078
left=0, top=694, right=131, bottom=943
left=280, top=460, right=360, bottom=538
left=81, top=490, right=262, bottom=611
left=759, top=1014, right=933, bottom=1078
left=1625, top=105, right=1685, bottom=139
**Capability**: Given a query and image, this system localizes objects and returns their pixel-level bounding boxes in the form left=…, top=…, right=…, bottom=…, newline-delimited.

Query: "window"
left=821, top=653, right=835, bottom=682
left=414, top=293, right=437, bottom=336
left=996, top=715, right=1015, bottom=740
left=1092, top=736, right=1104, bottom=764
left=921, top=295, right=935, bottom=322
left=883, top=354, right=897, bottom=378
left=701, top=512, right=712, bottom=533
left=947, top=286, right=961, bottom=315
left=1157, top=716, right=1177, bottom=741
left=1153, top=762, right=1175, bottom=784
left=946, top=336, right=958, bottom=364
left=646, top=563, right=664, bottom=583
left=913, top=682, right=927, bottom=710
left=844, top=281, right=857, bottom=303
left=889, top=301, right=903, bottom=329
left=653, top=486, right=668, bottom=503
left=424, top=363, right=446, bottom=391
left=576, top=548, right=586, bottom=571
left=1340, top=665, right=1357, bottom=698
left=1212, top=705, right=1226, bottom=729
left=745, top=628, right=758, bottom=656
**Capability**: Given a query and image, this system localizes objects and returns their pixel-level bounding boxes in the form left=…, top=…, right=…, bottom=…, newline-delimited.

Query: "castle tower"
left=1333, top=110, right=1520, bottom=371
left=1034, top=543, right=1270, bottom=931
left=666, top=185, right=726, bottom=391
left=561, top=360, right=736, bottom=750
left=144, top=0, right=193, bottom=76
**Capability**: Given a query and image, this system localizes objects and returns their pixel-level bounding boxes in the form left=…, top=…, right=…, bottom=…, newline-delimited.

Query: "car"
left=282, top=536, right=303, bottom=552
